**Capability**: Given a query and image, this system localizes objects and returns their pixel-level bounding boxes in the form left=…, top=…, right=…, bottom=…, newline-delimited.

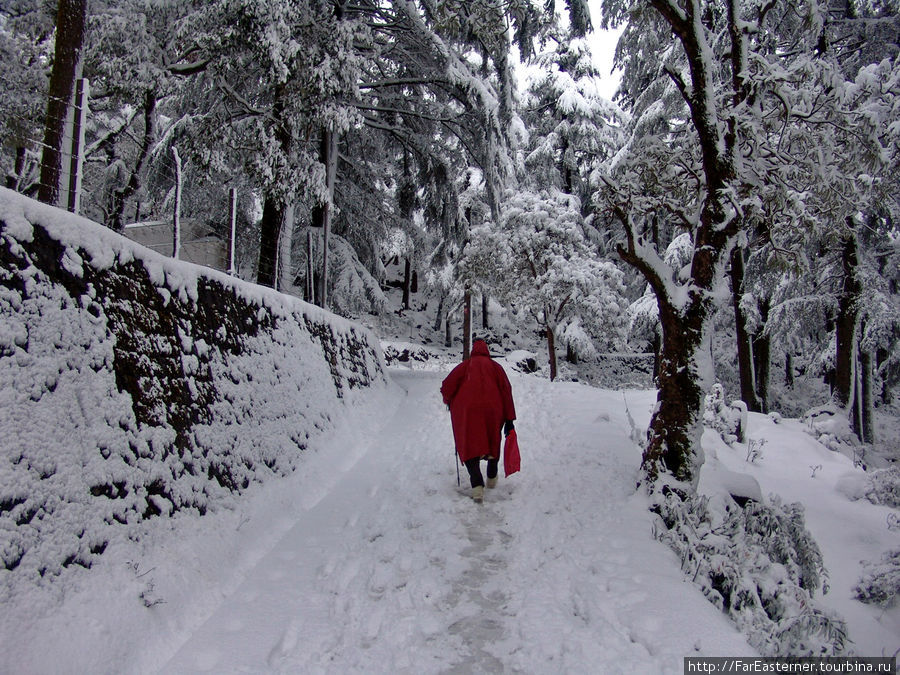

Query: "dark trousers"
left=464, top=457, right=499, bottom=488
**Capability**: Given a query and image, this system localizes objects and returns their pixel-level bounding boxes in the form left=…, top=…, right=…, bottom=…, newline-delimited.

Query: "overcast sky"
left=587, top=0, right=623, bottom=99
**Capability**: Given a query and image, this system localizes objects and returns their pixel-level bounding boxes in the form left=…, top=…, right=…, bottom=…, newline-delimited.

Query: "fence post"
left=66, top=77, right=89, bottom=213
left=228, top=187, right=237, bottom=275
left=172, top=147, right=182, bottom=259
left=306, top=229, right=314, bottom=302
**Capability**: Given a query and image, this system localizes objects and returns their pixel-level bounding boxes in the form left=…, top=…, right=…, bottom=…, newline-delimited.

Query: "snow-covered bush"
left=504, top=350, right=539, bottom=374
left=853, top=548, right=900, bottom=608
left=862, top=467, right=900, bottom=509
left=704, top=384, right=748, bottom=444
left=802, top=404, right=858, bottom=454
left=650, top=487, right=847, bottom=656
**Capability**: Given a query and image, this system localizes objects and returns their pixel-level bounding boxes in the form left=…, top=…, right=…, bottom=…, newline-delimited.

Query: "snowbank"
left=0, top=188, right=386, bottom=593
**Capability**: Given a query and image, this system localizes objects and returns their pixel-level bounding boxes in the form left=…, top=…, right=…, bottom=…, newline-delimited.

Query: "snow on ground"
left=1, top=366, right=753, bottom=674
left=1, top=358, right=896, bottom=673
left=156, top=368, right=755, bottom=674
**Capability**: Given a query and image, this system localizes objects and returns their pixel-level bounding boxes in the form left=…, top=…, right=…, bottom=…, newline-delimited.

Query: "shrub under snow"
left=704, top=384, right=748, bottom=444
left=862, top=466, right=900, bottom=509
left=853, top=548, right=900, bottom=608
left=650, top=486, right=848, bottom=656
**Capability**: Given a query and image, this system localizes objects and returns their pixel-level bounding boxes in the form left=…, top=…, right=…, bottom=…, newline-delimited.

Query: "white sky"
left=512, top=0, right=623, bottom=101
left=586, top=0, right=624, bottom=99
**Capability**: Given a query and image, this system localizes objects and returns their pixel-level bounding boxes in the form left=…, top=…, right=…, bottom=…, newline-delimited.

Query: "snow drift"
left=0, top=188, right=386, bottom=588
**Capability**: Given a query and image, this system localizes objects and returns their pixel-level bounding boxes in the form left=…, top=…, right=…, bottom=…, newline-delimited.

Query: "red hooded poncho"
left=441, top=340, right=516, bottom=463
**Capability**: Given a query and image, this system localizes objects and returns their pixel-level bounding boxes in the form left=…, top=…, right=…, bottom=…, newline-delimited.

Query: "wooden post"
left=66, top=78, right=88, bottom=213
left=38, top=0, right=87, bottom=207
left=172, top=147, right=182, bottom=259
left=227, top=187, right=237, bottom=275
left=306, top=229, right=315, bottom=302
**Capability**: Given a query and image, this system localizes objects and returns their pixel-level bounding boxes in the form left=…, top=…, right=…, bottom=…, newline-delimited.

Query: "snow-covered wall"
left=0, top=188, right=386, bottom=582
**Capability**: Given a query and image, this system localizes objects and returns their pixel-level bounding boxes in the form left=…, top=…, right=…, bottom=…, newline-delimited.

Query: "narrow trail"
left=159, top=369, right=752, bottom=674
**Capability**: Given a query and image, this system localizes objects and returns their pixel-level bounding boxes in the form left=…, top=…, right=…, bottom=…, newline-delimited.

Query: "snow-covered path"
left=157, top=369, right=753, bottom=674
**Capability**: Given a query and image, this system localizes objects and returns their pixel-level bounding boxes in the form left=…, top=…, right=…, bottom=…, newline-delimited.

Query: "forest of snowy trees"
left=1, top=0, right=898, bottom=490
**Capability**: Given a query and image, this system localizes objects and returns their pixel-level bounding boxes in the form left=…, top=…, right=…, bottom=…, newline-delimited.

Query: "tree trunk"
left=752, top=297, right=771, bottom=414
left=617, top=235, right=726, bottom=489
left=402, top=257, right=411, bottom=309
left=306, top=228, right=315, bottom=302
left=566, top=343, right=578, bottom=364
left=172, top=147, right=181, bottom=259
left=651, top=331, right=661, bottom=382
left=38, top=0, right=87, bottom=207
left=6, top=147, right=27, bottom=190
left=785, top=351, right=794, bottom=388
left=834, top=230, right=861, bottom=412
left=876, top=348, right=892, bottom=405
left=462, top=290, right=472, bottom=360
left=321, top=128, right=336, bottom=309
left=547, top=324, right=558, bottom=381
left=851, top=354, right=864, bottom=441
left=257, top=84, right=293, bottom=288
left=315, top=128, right=337, bottom=309
left=481, top=293, right=489, bottom=330
left=276, top=203, right=295, bottom=291
left=641, top=300, right=710, bottom=486
left=860, top=348, right=875, bottom=444
left=444, top=312, right=452, bottom=348
left=433, top=293, right=445, bottom=332
left=110, top=90, right=157, bottom=233
left=730, top=247, right=762, bottom=411
left=560, top=135, right=574, bottom=195
left=257, top=195, right=284, bottom=288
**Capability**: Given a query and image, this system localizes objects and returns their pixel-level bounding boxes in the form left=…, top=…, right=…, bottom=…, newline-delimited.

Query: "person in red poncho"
left=441, top=339, right=516, bottom=503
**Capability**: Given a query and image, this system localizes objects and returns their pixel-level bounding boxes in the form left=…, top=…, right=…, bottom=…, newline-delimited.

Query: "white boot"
left=486, top=477, right=498, bottom=489
left=472, top=485, right=484, bottom=503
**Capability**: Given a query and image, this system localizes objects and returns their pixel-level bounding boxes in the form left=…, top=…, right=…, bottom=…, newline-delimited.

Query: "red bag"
left=503, top=429, right=520, bottom=477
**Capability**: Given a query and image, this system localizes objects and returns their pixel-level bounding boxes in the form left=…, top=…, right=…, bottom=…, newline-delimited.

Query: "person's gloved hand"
left=503, top=420, right=515, bottom=437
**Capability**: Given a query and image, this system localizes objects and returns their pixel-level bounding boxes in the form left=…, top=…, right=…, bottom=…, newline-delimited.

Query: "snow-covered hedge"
left=861, top=466, right=900, bottom=508
left=853, top=548, right=900, bottom=608
left=650, top=486, right=847, bottom=656
left=0, top=189, right=386, bottom=585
